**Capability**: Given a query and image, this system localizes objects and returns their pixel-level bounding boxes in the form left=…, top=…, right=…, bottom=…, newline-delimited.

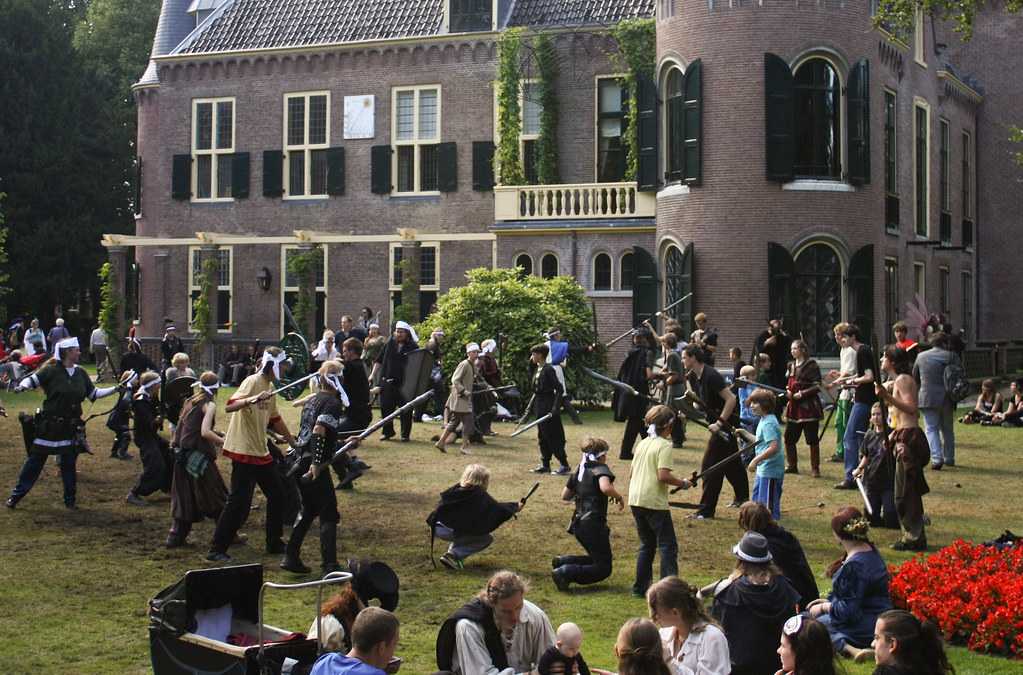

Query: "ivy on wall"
left=97, top=262, right=121, bottom=347
left=609, top=18, right=656, bottom=181
left=496, top=27, right=525, bottom=186
left=393, top=258, right=418, bottom=325
left=534, top=32, right=560, bottom=185
left=191, top=255, right=216, bottom=364
left=286, top=246, right=319, bottom=340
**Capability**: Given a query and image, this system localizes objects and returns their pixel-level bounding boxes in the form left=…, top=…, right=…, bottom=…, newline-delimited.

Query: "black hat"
left=346, top=558, right=399, bottom=611
left=733, top=532, right=772, bottom=564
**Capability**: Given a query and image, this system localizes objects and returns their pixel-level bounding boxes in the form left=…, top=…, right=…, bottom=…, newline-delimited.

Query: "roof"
left=173, top=0, right=654, bottom=56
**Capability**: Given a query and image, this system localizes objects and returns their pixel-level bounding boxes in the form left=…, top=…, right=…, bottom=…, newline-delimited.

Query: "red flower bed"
left=889, top=540, right=1023, bottom=658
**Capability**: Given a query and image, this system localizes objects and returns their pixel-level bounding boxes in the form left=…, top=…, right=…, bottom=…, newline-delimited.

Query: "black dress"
left=614, top=346, right=650, bottom=460
left=759, top=523, right=820, bottom=611
left=712, top=575, right=800, bottom=675
left=533, top=363, right=567, bottom=469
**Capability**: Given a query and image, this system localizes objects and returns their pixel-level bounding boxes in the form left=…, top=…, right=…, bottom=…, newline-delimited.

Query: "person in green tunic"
left=6, top=337, right=122, bottom=509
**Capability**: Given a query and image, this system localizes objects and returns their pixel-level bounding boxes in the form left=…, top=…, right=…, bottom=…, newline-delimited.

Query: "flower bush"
left=889, top=539, right=1023, bottom=657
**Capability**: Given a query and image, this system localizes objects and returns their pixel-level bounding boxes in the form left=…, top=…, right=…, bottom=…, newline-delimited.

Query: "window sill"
left=587, top=290, right=632, bottom=299
left=190, top=198, right=235, bottom=204
left=388, top=193, right=441, bottom=201
left=782, top=180, right=855, bottom=193
left=656, top=183, right=690, bottom=199
left=283, top=195, right=329, bottom=201
left=885, top=226, right=901, bottom=236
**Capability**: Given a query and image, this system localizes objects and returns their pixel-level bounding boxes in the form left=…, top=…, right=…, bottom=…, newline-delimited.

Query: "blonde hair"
left=459, top=463, right=491, bottom=490
left=480, top=570, right=528, bottom=607
left=322, top=329, right=336, bottom=341
left=694, top=312, right=707, bottom=323
left=172, top=352, right=190, bottom=367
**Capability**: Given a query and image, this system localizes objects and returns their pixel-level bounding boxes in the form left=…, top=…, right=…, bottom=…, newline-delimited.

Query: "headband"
left=55, top=336, right=80, bottom=362
left=321, top=372, right=350, bottom=407
left=194, top=380, right=221, bottom=397
left=395, top=321, right=419, bottom=343
left=466, top=343, right=480, bottom=355
left=136, top=377, right=161, bottom=397
left=783, top=615, right=803, bottom=636
left=261, top=350, right=287, bottom=379
left=841, top=516, right=872, bottom=541
left=577, top=447, right=608, bottom=481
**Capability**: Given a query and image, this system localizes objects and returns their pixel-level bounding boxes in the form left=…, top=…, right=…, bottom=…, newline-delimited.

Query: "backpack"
left=943, top=355, right=970, bottom=403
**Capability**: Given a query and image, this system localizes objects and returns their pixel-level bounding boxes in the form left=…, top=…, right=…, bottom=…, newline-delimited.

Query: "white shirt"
left=312, top=342, right=340, bottom=362
left=452, top=599, right=555, bottom=675
left=659, top=624, right=731, bottom=675
left=90, top=328, right=107, bottom=348
left=838, top=345, right=857, bottom=401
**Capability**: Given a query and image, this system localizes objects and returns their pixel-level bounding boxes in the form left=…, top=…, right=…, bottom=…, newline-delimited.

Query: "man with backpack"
left=913, top=332, right=964, bottom=470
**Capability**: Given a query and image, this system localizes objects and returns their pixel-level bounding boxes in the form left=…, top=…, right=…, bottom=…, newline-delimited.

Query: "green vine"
left=609, top=18, right=656, bottom=181
left=534, top=32, right=560, bottom=185
left=286, top=246, right=319, bottom=340
left=0, top=193, right=9, bottom=324
left=1011, top=126, right=1023, bottom=167
left=393, top=258, right=418, bottom=325
left=497, top=27, right=525, bottom=186
left=97, top=261, right=121, bottom=347
left=191, top=256, right=216, bottom=361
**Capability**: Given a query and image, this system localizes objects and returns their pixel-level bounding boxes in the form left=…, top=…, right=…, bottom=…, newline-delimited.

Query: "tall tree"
left=874, top=0, right=1021, bottom=39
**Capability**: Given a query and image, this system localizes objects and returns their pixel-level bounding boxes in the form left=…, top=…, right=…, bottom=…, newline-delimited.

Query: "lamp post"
left=257, top=266, right=272, bottom=292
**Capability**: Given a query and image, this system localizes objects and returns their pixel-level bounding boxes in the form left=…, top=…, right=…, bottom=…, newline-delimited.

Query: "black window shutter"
left=847, top=58, right=871, bottom=186
left=631, top=246, right=660, bottom=325
left=678, top=242, right=695, bottom=337
left=764, top=53, right=795, bottom=182
left=437, top=142, right=458, bottom=192
left=263, top=150, right=283, bottom=197
left=371, top=145, right=392, bottom=194
left=231, top=152, right=250, bottom=199
left=171, top=154, right=191, bottom=200
left=472, top=141, right=495, bottom=191
left=327, top=147, right=346, bottom=196
left=636, top=73, right=659, bottom=192
left=848, top=244, right=874, bottom=343
left=134, top=157, right=142, bottom=215
left=767, top=242, right=796, bottom=324
left=682, top=59, right=703, bottom=186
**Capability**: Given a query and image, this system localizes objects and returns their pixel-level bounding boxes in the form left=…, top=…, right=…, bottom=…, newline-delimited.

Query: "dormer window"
left=449, top=0, right=492, bottom=33
left=187, top=0, right=221, bottom=27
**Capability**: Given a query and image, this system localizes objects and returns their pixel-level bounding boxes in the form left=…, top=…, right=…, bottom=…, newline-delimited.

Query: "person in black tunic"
left=368, top=321, right=419, bottom=441
left=683, top=344, right=749, bottom=519
left=333, top=337, right=373, bottom=490
left=282, top=360, right=349, bottom=574
left=552, top=437, right=624, bottom=590
left=614, top=330, right=654, bottom=460
left=6, top=337, right=122, bottom=509
left=105, top=379, right=135, bottom=460
left=529, top=343, right=570, bottom=475
left=126, top=371, right=173, bottom=506
left=160, top=324, right=184, bottom=371
left=119, top=337, right=158, bottom=377
left=737, top=501, right=819, bottom=611
left=754, top=318, right=793, bottom=390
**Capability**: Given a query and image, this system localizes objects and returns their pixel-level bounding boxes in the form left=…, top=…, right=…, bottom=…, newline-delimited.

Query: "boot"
left=319, top=522, right=341, bottom=574
left=810, top=444, right=821, bottom=477
left=280, top=515, right=313, bottom=573
left=563, top=398, right=583, bottom=425
left=784, top=442, right=799, bottom=474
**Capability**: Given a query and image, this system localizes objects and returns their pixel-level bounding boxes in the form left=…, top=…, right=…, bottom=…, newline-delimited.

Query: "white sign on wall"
left=343, top=95, right=375, bottom=139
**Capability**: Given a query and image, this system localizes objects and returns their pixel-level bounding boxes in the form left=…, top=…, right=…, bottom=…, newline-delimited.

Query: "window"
left=939, top=266, right=950, bottom=314
left=939, top=119, right=950, bottom=212
left=188, top=247, right=232, bottom=332
left=620, top=251, right=634, bottom=291
left=665, top=67, right=684, bottom=181
left=392, top=86, right=441, bottom=193
left=913, top=261, right=926, bottom=302
left=962, top=271, right=973, bottom=340
left=593, top=253, right=612, bottom=291
left=282, top=246, right=327, bottom=335
left=449, top=0, right=491, bottom=32
left=540, top=253, right=558, bottom=279
left=794, top=243, right=843, bottom=356
left=884, top=90, right=899, bottom=231
left=284, top=92, right=329, bottom=198
left=914, top=102, right=929, bottom=237
left=514, top=253, right=533, bottom=275
left=663, top=245, right=685, bottom=322
left=793, top=58, right=842, bottom=179
left=884, top=257, right=899, bottom=331
left=521, top=80, right=541, bottom=184
left=389, top=243, right=440, bottom=322
left=596, top=78, right=627, bottom=183
left=658, top=0, right=674, bottom=20
left=192, top=98, right=234, bottom=201
left=962, top=130, right=974, bottom=248
left=914, top=8, right=926, bottom=66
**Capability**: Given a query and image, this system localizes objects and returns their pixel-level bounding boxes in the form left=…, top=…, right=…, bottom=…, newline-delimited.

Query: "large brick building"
left=109, top=0, right=1021, bottom=363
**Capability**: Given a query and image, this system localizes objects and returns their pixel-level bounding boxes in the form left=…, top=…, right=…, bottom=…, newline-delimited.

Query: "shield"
left=161, top=376, right=197, bottom=424
left=399, top=348, right=435, bottom=402
left=277, top=332, right=311, bottom=401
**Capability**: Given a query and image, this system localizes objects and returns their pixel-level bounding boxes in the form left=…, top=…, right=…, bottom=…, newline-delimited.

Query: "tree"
left=0, top=194, right=9, bottom=324
left=418, top=268, right=608, bottom=404
left=873, top=0, right=1020, bottom=40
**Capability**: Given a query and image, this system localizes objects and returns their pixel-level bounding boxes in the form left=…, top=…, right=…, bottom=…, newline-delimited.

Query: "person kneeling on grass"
left=427, top=464, right=523, bottom=570
left=310, top=607, right=401, bottom=675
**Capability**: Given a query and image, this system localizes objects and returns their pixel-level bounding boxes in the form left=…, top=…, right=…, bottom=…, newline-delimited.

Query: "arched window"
left=593, top=253, right=612, bottom=290
left=794, top=58, right=841, bottom=179
left=664, top=67, right=684, bottom=181
left=514, top=253, right=533, bottom=275
left=619, top=251, right=634, bottom=291
left=664, top=245, right=684, bottom=320
left=541, top=253, right=558, bottom=279
left=794, top=243, right=842, bottom=356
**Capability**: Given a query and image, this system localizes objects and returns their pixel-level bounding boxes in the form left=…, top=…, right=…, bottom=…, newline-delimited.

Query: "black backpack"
left=943, top=355, right=970, bottom=403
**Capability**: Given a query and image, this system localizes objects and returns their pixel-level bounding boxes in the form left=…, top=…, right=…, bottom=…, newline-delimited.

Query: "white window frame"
left=391, top=85, right=442, bottom=195
left=790, top=52, right=848, bottom=183
left=913, top=261, right=926, bottom=305
left=280, top=245, right=329, bottom=335
left=883, top=88, right=899, bottom=199
left=961, top=271, right=973, bottom=340
left=540, top=252, right=560, bottom=279
left=188, top=246, right=233, bottom=333
left=519, top=78, right=541, bottom=181
left=592, top=251, right=613, bottom=291
left=618, top=249, right=635, bottom=291
left=388, top=242, right=440, bottom=292
left=962, top=129, right=974, bottom=220
left=594, top=74, right=629, bottom=183
left=659, top=60, right=686, bottom=184
left=938, top=265, right=950, bottom=314
left=191, top=97, right=235, bottom=202
left=939, top=117, right=951, bottom=213
left=283, top=91, right=330, bottom=199
left=913, top=98, right=931, bottom=238
left=914, top=8, right=927, bottom=67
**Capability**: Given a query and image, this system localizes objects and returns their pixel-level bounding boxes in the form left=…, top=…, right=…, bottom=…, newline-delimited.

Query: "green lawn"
left=0, top=385, right=1021, bottom=673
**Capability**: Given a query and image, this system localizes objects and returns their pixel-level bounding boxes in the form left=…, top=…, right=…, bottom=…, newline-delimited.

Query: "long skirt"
left=170, top=452, right=228, bottom=524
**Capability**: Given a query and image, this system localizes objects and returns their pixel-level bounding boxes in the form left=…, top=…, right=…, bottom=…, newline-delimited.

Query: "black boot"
left=280, top=515, right=313, bottom=573
left=320, top=521, right=341, bottom=574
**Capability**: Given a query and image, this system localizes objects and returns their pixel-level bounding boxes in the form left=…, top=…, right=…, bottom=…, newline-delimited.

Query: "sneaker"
left=206, top=551, right=231, bottom=562
left=833, top=480, right=856, bottom=490
left=439, top=553, right=463, bottom=570
left=551, top=569, right=571, bottom=592
left=551, top=556, right=562, bottom=569
left=421, top=414, right=432, bottom=423
left=4, top=496, right=18, bottom=509
left=931, top=462, right=943, bottom=471
left=530, top=465, right=551, bottom=474
left=551, top=466, right=571, bottom=476
left=232, top=533, right=249, bottom=546
left=685, top=513, right=710, bottom=520
left=727, top=501, right=742, bottom=508
left=125, top=492, right=146, bottom=507
left=459, top=446, right=472, bottom=455
left=379, top=433, right=395, bottom=442
left=828, top=453, right=844, bottom=463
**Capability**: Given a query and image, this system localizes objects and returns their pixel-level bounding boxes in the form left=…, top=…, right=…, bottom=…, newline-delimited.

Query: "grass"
left=1, top=383, right=1021, bottom=674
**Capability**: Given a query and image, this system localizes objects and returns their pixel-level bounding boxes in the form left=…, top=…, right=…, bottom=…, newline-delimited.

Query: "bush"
left=889, top=539, right=1023, bottom=657
left=418, top=268, right=608, bottom=404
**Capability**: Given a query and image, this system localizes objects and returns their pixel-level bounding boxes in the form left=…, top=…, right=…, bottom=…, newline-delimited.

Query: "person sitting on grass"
left=991, top=378, right=1023, bottom=427
left=310, top=607, right=401, bottom=675
left=538, top=622, right=591, bottom=675
left=805, top=507, right=892, bottom=664
left=870, top=609, right=954, bottom=675
left=590, top=618, right=672, bottom=675
left=427, top=464, right=523, bottom=571
left=646, top=576, right=730, bottom=675
left=775, top=614, right=838, bottom=675
left=737, top=502, right=819, bottom=613
left=960, top=378, right=1002, bottom=424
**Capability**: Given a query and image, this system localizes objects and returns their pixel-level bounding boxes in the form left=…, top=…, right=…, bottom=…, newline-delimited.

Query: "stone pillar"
left=198, top=244, right=220, bottom=369
left=154, top=250, right=169, bottom=324
left=106, top=246, right=129, bottom=367
left=400, top=240, right=422, bottom=324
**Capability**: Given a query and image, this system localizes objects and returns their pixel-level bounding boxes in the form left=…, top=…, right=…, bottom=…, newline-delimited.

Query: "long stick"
left=510, top=412, right=552, bottom=437
left=856, top=477, right=874, bottom=515
left=605, top=293, right=694, bottom=348
left=520, top=481, right=540, bottom=506
left=268, top=372, right=318, bottom=397
left=476, top=384, right=517, bottom=395
left=672, top=397, right=731, bottom=441
left=734, top=378, right=788, bottom=396
left=670, top=437, right=755, bottom=493
left=516, top=393, right=536, bottom=425
left=329, top=390, right=435, bottom=460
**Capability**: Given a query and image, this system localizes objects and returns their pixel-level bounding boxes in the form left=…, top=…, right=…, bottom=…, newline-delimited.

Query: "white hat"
left=55, top=336, right=80, bottom=361
left=481, top=339, right=497, bottom=353
left=465, top=343, right=480, bottom=355
left=394, top=321, right=419, bottom=343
